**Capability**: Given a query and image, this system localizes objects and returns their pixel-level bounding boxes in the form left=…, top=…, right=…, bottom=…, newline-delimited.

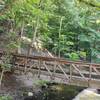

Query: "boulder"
left=73, top=88, right=100, bottom=100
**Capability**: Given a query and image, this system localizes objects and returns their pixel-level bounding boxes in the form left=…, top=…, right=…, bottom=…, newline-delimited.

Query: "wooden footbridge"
left=0, top=51, right=100, bottom=88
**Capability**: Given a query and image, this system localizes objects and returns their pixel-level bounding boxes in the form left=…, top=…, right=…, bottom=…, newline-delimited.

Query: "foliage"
left=34, top=80, right=49, bottom=87
left=69, top=52, right=80, bottom=61
left=0, top=96, right=12, bottom=100
left=0, top=0, right=100, bottom=63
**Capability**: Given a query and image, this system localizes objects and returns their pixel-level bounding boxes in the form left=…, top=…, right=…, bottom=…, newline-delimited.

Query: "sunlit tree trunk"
left=28, top=0, right=42, bottom=55
left=24, top=0, right=42, bottom=73
left=28, top=16, right=40, bottom=55
left=58, top=17, right=63, bottom=58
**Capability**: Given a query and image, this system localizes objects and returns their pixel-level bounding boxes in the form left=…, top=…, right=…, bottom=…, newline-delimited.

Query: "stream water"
left=0, top=73, right=100, bottom=100
left=23, top=84, right=85, bottom=100
left=24, top=84, right=100, bottom=100
left=40, top=84, right=84, bottom=100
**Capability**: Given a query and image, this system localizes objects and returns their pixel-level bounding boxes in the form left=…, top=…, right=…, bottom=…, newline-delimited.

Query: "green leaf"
left=79, top=34, right=90, bottom=42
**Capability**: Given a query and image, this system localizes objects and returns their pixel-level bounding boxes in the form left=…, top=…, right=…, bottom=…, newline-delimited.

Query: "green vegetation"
left=0, top=96, right=12, bottom=100
left=0, top=53, right=12, bottom=86
left=34, top=80, right=49, bottom=87
left=0, top=0, right=100, bottom=63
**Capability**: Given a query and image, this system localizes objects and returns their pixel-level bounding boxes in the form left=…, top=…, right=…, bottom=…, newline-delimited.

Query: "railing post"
left=11, top=55, right=16, bottom=72
left=38, top=59, right=41, bottom=78
left=24, top=57, right=28, bottom=73
left=70, top=64, right=72, bottom=83
left=51, top=60, right=56, bottom=80
left=88, top=64, right=92, bottom=87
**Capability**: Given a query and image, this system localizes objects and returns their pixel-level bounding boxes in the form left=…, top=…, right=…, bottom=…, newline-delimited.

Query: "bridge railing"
left=0, top=52, right=100, bottom=87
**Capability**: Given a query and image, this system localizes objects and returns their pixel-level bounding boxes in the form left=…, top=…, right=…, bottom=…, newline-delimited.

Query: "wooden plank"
left=13, top=53, right=100, bottom=67
left=58, top=65, right=69, bottom=80
left=70, top=64, right=72, bottom=82
left=1, top=51, right=100, bottom=67
left=92, top=67, right=100, bottom=75
left=72, top=64, right=88, bottom=81
left=43, top=61, right=52, bottom=76
left=15, top=67, right=100, bottom=88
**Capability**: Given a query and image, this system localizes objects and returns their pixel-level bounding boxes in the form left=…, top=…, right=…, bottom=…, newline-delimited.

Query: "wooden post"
left=11, top=55, right=16, bottom=73
left=70, top=64, right=72, bottom=83
left=51, top=61, right=56, bottom=80
left=38, top=59, right=41, bottom=78
left=88, top=64, right=92, bottom=87
left=89, top=65, right=92, bottom=79
left=24, top=57, right=28, bottom=73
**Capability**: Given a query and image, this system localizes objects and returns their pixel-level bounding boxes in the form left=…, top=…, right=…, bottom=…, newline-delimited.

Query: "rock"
left=24, top=90, right=44, bottom=100
left=28, top=92, right=33, bottom=96
left=73, top=88, right=100, bottom=100
left=23, top=92, right=34, bottom=100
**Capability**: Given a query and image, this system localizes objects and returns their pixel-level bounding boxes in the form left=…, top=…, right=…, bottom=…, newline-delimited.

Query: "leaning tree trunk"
left=0, top=68, right=4, bottom=86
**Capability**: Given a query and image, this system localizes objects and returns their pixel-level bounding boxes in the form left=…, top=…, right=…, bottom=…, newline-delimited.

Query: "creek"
left=24, top=83, right=85, bottom=100
left=0, top=73, right=100, bottom=100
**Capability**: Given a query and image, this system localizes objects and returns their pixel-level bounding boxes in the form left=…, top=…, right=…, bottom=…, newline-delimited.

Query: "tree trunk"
left=18, top=21, right=24, bottom=54
left=58, top=17, right=63, bottom=58
left=0, top=69, right=4, bottom=86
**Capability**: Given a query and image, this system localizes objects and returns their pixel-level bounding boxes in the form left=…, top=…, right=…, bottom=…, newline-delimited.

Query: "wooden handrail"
left=13, top=53, right=100, bottom=67
left=0, top=50, right=100, bottom=67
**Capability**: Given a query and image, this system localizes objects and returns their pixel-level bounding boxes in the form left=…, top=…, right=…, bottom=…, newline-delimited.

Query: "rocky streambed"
left=0, top=72, right=100, bottom=100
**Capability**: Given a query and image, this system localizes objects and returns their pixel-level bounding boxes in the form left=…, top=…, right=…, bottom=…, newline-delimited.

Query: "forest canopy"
left=0, top=0, right=100, bottom=63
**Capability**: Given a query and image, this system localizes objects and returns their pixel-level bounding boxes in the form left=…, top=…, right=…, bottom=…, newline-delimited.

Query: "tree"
left=0, top=0, right=100, bottom=63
